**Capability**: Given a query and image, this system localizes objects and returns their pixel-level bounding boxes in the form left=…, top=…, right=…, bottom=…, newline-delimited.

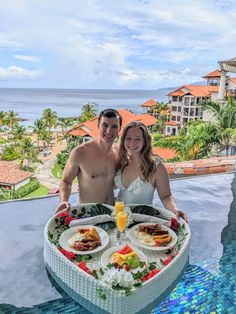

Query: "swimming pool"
left=0, top=172, right=235, bottom=313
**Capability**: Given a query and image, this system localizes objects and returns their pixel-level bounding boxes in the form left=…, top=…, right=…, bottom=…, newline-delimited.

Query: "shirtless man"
left=55, top=109, right=122, bottom=212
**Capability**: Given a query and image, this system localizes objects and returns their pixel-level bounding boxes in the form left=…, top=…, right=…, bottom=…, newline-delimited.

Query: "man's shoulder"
left=73, top=140, right=96, bottom=154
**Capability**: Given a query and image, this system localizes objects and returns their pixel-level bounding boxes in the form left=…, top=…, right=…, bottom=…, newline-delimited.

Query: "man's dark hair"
left=98, top=109, right=122, bottom=127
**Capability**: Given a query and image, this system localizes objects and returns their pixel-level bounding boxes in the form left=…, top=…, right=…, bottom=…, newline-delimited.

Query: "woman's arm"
left=154, top=163, right=188, bottom=222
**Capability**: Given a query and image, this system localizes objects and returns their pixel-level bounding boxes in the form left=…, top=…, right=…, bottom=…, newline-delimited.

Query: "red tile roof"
left=136, top=113, right=157, bottom=126
left=0, top=161, right=33, bottom=185
left=69, top=109, right=157, bottom=139
left=165, top=121, right=180, bottom=126
left=229, top=77, right=236, bottom=85
left=202, top=69, right=222, bottom=78
left=152, top=147, right=177, bottom=159
left=140, top=98, right=157, bottom=108
left=168, top=85, right=219, bottom=97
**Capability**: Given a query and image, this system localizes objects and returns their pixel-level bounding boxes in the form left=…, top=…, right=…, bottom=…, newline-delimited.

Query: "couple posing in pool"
left=56, top=108, right=187, bottom=222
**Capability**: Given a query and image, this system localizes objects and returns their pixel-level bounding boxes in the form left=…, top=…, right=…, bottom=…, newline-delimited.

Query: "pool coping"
left=165, top=155, right=236, bottom=178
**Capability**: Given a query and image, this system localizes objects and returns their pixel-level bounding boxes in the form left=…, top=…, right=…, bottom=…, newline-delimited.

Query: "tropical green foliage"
left=13, top=177, right=40, bottom=199
left=155, top=120, right=221, bottom=160
left=56, top=136, right=83, bottom=169
left=200, top=97, right=236, bottom=155
left=42, top=108, right=58, bottom=133
left=5, top=110, right=20, bottom=132
left=57, top=117, right=73, bottom=143
left=154, top=97, right=236, bottom=160
left=1, top=146, right=18, bottom=160
left=18, top=138, right=41, bottom=167
left=77, top=103, right=96, bottom=123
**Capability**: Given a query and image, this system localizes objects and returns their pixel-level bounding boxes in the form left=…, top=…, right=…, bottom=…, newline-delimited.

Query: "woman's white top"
left=114, top=159, right=161, bottom=205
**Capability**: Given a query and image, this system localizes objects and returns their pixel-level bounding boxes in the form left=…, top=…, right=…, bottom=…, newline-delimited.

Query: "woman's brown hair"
left=118, top=121, right=157, bottom=181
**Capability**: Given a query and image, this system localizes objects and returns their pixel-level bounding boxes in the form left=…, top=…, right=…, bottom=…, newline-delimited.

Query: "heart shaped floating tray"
left=44, top=203, right=191, bottom=314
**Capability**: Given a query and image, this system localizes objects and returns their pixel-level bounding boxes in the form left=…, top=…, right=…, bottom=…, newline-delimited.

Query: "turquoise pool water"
left=0, top=172, right=235, bottom=313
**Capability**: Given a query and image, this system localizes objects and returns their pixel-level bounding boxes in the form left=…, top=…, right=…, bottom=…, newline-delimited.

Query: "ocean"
left=0, top=88, right=169, bottom=125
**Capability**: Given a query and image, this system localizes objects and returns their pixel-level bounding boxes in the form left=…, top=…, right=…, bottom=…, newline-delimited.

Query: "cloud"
left=0, top=65, right=42, bottom=80
left=0, top=0, right=236, bottom=88
left=13, top=55, right=41, bottom=62
left=0, top=32, right=22, bottom=48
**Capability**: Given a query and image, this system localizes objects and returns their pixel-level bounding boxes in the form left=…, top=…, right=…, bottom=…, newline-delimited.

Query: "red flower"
left=59, top=248, right=76, bottom=260
left=56, top=212, right=68, bottom=218
left=170, top=218, right=180, bottom=231
left=141, top=269, right=160, bottom=282
left=64, top=215, right=77, bottom=226
left=163, top=255, right=173, bottom=266
left=78, top=261, right=92, bottom=275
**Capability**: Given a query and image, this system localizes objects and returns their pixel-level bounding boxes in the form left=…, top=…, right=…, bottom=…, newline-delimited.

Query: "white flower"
left=102, top=268, right=135, bottom=288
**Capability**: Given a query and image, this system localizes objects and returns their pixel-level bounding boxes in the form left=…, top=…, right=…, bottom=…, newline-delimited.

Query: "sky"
left=0, top=0, right=236, bottom=90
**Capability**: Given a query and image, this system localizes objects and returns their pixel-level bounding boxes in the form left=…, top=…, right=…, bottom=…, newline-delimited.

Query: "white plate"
left=59, top=225, right=109, bottom=255
left=128, top=223, right=177, bottom=251
left=101, top=245, right=148, bottom=268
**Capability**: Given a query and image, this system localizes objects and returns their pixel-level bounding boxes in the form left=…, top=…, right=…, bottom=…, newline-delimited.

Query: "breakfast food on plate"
left=110, top=244, right=143, bottom=271
left=135, top=224, right=172, bottom=247
left=67, top=227, right=101, bottom=251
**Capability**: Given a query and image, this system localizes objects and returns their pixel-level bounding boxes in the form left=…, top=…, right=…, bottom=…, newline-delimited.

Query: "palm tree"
left=31, top=118, right=46, bottom=148
left=81, top=103, right=97, bottom=117
left=11, top=125, right=27, bottom=144
left=42, top=108, right=58, bottom=133
left=149, top=102, right=170, bottom=117
left=155, top=120, right=221, bottom=160
left=40, top=130, right=52, bottom=149
left=57, top=118, right=73, bottom=143
left=200, top=97, right=236, bottom=155
left=77, top=103, right=97, bottom=123
left=18, top=137, right=40, bottom=167
left=5, top=110, right=19, bottom=134
left=0, top=111, right=6, bottom=130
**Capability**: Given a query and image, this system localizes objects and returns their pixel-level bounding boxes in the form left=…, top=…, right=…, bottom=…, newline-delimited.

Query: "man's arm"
left=155, top=163, right=188, bottom=222
left=55, top=147, right=81, bottom=212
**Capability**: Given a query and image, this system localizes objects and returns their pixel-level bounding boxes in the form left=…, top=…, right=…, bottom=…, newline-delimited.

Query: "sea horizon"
left=0, top=87, right=170, bottom=125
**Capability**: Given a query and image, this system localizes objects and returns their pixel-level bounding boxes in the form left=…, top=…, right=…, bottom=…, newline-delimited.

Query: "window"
left=178, top=106, right=182, bottom=112
left=172, top=96, right=178, bottom=101
left=172, top=106, right=177, bottom=111
left=190, top=98, right=195, bottom=106
left=190, top=108, right=195, bottom=116
left=184, top=108, right=189, bottom=116
left=184, top=97, right=190, bottom=106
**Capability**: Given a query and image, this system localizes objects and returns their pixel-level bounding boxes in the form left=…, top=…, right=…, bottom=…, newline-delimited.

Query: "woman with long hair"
left=115, top=121, right=187, bottom=221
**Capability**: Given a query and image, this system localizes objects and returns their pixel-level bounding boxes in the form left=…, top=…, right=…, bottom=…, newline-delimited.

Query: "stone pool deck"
left=165, top=155, right=236, bottom=177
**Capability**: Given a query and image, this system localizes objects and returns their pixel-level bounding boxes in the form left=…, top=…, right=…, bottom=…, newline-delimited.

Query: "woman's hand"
left=55, top=201, right=71, bottom=213
left=173, top=208, right=188, bottom=223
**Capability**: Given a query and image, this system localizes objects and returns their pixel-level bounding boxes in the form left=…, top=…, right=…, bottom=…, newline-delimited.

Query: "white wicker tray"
left=44, top=204, right=191, bottom=314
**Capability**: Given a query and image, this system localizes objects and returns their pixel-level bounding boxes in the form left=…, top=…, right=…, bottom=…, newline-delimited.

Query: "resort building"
left=140, top=99, right=158, bottom=116
left=165, top=69, right=236, bottom=136
left=0, top=161, right=33, bottom=192
left=68, top=109, right=176, bottom=160
left=68, top=109, right=157, bottom=142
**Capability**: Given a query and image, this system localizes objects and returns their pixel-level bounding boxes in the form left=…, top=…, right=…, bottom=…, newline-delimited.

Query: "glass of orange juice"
left=114, top=199, right=124, bottom=214
left=116, top=211, right=128, bottom=244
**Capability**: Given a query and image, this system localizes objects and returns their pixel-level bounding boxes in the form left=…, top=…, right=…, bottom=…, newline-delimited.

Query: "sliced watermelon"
left=117, top=244, right=133, bottom=255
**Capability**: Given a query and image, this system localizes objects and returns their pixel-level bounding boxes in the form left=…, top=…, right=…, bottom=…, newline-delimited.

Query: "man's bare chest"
left=79, top=155, right=117, bottom=180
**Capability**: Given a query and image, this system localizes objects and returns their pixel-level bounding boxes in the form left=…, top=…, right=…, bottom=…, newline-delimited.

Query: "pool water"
left=0, top=172, right=235, bottom=313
